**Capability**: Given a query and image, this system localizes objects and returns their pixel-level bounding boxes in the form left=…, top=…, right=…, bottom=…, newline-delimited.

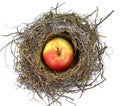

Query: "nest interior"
left=8, top=7, right=112, bottom=105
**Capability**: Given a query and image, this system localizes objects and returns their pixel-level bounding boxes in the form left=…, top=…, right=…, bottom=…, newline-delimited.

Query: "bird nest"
left=1, top=4, right=114, bottom=106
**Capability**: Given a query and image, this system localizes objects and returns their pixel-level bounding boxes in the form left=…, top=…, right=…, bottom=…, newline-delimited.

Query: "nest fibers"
left=1, top=5, right=114, bottom=106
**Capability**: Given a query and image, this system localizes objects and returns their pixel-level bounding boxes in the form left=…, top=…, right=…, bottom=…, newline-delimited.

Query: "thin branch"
left=1, top=32, right=18, bottom=37
left=0, top=35, right=21, bottom=52
left=0, top=40, right=15, bottom=52
left=84, top=7, right=98, bottom=19
left=94, top=10, right=114, bottom=29
left=21, top=52, right=35, bottom=66
left=85, top=78, right=106, bottom=90
left=51, top=2, right=65, bottom=13
left=66, top=98, right=76, bottom=106
left=47, top=92, right=65, bottom=106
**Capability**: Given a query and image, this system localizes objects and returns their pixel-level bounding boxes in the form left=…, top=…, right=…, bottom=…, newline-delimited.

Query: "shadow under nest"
left=1, top=6, right=114, bottom=106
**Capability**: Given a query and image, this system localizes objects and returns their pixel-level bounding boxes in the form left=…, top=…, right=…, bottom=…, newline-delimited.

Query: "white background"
left=0, top=0, right=120, bottom=106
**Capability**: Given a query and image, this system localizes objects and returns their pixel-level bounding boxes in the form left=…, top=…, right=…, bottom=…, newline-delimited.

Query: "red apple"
left=42, top=37, right=74, bottom=71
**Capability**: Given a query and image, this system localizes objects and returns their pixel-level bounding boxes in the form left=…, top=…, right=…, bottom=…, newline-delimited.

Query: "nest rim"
left=15, top=11, right=105, bottom=97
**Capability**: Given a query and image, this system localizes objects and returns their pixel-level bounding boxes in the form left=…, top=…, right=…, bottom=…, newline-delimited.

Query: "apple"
left=42, top=37, right=74, bottom=71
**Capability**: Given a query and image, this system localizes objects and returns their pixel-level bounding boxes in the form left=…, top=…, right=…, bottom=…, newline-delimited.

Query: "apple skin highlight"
left=43, top=37, right=74, bottom=71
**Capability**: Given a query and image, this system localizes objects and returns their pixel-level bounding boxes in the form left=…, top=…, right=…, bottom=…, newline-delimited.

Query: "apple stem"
left=57, top=47, right=61, bottom=56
